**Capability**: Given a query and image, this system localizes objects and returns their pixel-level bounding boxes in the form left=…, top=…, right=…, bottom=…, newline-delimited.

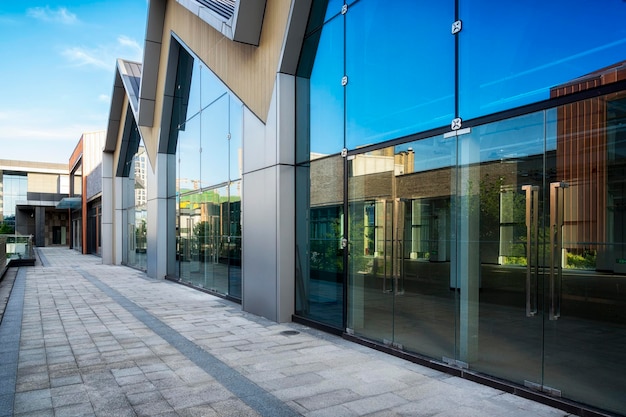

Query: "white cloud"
left=26, top=6, right=78, bottom=25
left=61, top=36, right=143, bottom=71
left=98, top=94, right=110, bottom=103
left=117, top=36, right=143, bottom=62
left=62, top=47, right=110, bottom=70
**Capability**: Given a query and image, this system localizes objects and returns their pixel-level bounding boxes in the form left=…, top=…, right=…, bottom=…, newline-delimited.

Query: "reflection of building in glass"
left=551, top=60, right=626, bottom=272
left=98, top=1, right=626, bottom=415
left=134, top=146, right=147, bottom=207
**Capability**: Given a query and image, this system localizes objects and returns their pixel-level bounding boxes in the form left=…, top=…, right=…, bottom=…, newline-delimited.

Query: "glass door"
left=541, top=94, right=626, bottom=415
left=462, top=96, right=626, bottom=415
left=347, top=135, right=457, bottom=360
left=461, top=112, right=548, bottom=388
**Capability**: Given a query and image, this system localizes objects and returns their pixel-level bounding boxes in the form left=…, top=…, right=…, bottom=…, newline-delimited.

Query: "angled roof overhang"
left=104, top=59, right=142, bottom=153
left=56, top=197, right=82, bottom=210
left=177, top=0, right=266, bottom=46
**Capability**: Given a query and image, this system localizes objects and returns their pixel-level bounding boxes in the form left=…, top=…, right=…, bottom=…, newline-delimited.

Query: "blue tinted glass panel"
left=200, top=63, right=227, bottom=111
left=346, top=0, right=454, bottom=149
left=229, top=97, right=243, bottom=181
left=201, top=94, right=229, bottom=186
left=325, top=0, right=343, bottom=21
left=186, top=60, right=202, bottom=120
left=308, top=17, right=345, bottom=158
left=460, top=0, right=626, bottom=119
left=177, top=113, right=201, bottom=191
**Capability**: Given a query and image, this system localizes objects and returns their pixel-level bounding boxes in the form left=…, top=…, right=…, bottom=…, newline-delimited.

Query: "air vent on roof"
left=196, top=0, right=235, bottom=20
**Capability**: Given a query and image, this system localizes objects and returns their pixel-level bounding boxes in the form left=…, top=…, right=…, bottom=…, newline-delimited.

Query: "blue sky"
left=0, top=1, right=147, bottom=163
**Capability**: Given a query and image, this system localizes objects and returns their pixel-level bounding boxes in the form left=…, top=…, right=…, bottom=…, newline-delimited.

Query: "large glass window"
left=346, top=0, right=454, bottom=148
left=297, top=14, right=344, bottom=162
left=171, top=44, right=244, bottom=300
left=459, top=0, right=626, bottom=119
left=123, top=144, right=148, bottom=271
left=1, top=173, right=27, bottom=231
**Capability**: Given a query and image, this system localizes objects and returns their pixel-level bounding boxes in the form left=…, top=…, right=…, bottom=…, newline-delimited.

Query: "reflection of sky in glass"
left=177, top=113, right=201, bottom=190
left=2, top=174, right=27, bottom=217
left=201, top=95, right=229, bottom=186
left=229, top=98, right=243, bottom=181
left=460, top=0, right=626, bottom=118
left=175, top=50, right=244, bottom=193
left=346, top=0, right=454, bottom=149
left=325, top=0, right=343, bottom=22
left=302, top=0, right=625, bottom=160
left=396, top=136, right=455, bottom=173
left=392, top=109, right=559, bottom=173
left=309, top=16, right=344, bottom=156
left=463, top=111, right=547, bottom=165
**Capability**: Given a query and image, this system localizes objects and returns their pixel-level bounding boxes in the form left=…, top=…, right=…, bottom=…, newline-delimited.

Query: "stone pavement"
left=0, top=247, right=575, bottom=417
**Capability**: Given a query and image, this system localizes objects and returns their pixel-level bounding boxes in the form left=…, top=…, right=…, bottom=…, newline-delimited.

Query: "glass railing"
left=1, top=234, right=35, bottom=265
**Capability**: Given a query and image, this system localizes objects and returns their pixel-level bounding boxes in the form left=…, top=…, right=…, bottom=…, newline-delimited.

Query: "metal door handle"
left=522, top=185, right=538, bottom=317
left=549, top=181, right=569, bottom=320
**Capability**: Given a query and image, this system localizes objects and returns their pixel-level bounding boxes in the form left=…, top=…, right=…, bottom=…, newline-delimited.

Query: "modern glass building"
left=0, top=159, right=71, bottom=246
left=102, top=1, right=626, bottom=415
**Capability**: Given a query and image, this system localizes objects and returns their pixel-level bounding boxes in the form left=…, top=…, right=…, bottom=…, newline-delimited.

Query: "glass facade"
left=170, top=44, right=243, bottom=300
left=295, top=0, right=626, bottom=414
left=122, top=144, right=148, bottom=271
left=1, top=173, right=27, bottom=231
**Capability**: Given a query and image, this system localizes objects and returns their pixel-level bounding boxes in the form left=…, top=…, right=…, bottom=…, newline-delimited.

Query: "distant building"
left=0, top=159, right=69, bottom=246
left=60, top=131, right=106, bottom=255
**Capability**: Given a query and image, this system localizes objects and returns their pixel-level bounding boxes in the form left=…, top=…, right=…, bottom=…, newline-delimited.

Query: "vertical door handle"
left=382, top=200, right=391, bottom=293
left=394, top=199, right=406, bottom=295
left=522, top=185, right=538, bottom=317
left=549, top=181, right=569, bottom=320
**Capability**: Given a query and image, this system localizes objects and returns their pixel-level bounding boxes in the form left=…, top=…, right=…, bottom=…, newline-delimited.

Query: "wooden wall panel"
left=166, top=0, right=290, bottom=123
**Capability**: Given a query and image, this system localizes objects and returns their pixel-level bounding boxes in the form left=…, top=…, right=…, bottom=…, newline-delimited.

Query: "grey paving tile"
left=53, top=402, right=95, bottom=417
left=343, top=393, right=407, bottom=415
left=13, top=389, right=53, bottom=414
left=13, top=410, right=55, bottom=417
left=306, top=404, right=359, bottom=417
left=125, top=390, right=164, bottom=406
left=133, top=399, right=176, bottom=417
left=208, top=398, right=263, bottom=417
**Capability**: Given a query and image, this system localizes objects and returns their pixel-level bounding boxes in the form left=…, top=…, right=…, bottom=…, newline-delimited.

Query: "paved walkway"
left=0, top=247, right=574, bottom=417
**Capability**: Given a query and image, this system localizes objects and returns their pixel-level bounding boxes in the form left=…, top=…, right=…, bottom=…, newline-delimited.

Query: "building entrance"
left=346, top=97, right=626, bottom=415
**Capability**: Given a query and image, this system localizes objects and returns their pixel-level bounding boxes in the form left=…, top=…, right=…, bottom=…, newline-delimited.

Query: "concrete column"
left=147, top=152, right=173, bottom=279
left=101, top=152, right=114, bottom=264
left=35, top=206, right=46, bottom=247
left=241, top=73, right=295, bottom=323
left=114, top=176, right=125, bottom=265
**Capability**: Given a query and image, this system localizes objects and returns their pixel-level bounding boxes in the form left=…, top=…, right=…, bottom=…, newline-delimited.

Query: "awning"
left=56, top=197, right=82, bottom=210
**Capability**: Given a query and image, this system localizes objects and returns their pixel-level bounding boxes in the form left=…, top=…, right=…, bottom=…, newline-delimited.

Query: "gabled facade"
left=102, top=1, right=626, bottom=415
left=65, top=131, right=106, bottom=255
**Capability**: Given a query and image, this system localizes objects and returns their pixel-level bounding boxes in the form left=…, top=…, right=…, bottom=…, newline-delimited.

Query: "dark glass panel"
left=227, top=181, right=242, bottom=299
left=295, top=157, right=344, bottom=329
